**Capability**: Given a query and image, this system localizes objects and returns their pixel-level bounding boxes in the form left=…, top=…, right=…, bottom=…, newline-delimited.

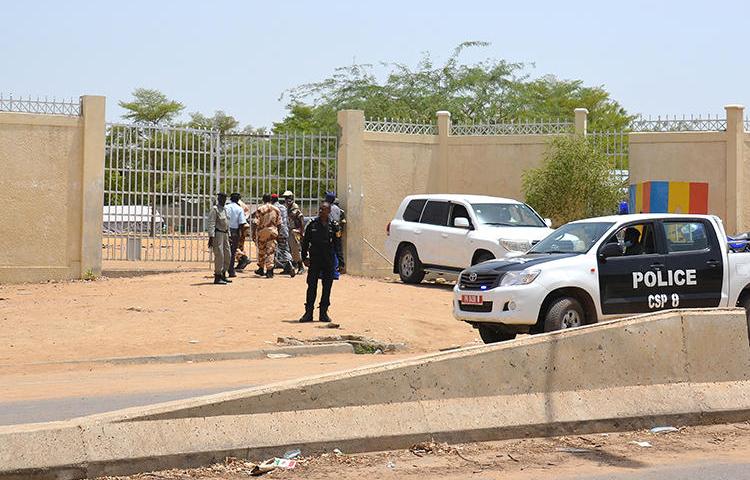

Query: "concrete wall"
left=337, top=110, right=561, bottom=277
left=628, top=105, right=748, bottom=234
left=629, top=132, right=728, bottom=219
left=0, top=96, right=105, bottom=283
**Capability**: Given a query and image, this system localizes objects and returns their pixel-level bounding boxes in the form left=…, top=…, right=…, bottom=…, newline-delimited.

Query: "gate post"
left=80, top=95, right=106, bottom=277
left=337, top=110, right=366, bottom=276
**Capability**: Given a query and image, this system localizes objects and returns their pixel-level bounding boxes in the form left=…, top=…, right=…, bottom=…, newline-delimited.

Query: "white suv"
left=385, top=194, right=553, bottom=283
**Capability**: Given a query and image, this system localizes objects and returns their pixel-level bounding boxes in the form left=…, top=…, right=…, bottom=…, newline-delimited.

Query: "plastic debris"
left=386, top=460, right=396, bottom=469
left=250, top=458, right=297, bottom=476
left=333, top=448, right=343, bottom=455
left=555, top=447, right=591, bottom=453
left=188, top=339, right=199, bottom=344
left=374, top=349, right=383, bottom=355
left=326, top=323, right=341, bottom=329
left=650, top=426, right=679, bottom=434
left=283, top=448, right=301, bottom=459
left=630, top=441, right=652, bottom=448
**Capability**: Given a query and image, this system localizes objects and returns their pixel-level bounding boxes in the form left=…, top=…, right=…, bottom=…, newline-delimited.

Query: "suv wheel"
left=398, top=245, right=425, bottom=284
left=478, top=325, right=517, bottom=344
left=543, top=297, right=584, bottom=332
left=472, top=251, right=495, bottom=265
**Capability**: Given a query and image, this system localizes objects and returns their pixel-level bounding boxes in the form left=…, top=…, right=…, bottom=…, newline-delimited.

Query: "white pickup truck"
left=453, top=213, right=750, bottom=343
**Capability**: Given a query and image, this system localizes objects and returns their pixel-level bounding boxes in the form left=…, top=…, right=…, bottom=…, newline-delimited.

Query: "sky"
left=3, top=0, right=747, bottom=128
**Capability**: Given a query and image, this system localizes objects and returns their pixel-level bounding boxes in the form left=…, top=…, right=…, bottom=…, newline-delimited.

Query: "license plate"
left=461, top=294, right=483, bottom=305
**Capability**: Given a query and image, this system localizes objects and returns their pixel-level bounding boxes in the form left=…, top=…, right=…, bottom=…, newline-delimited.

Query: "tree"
left=187, top=110, right=240, bottom=134
left=273, top=103, right=337, bottom=133
left=522, top=136, right=623, bottom=226
left=278, top=42, right=630, bottom=131
left=119, top=88, right=184, bottom=125
left=506, top=75, right=633, bottom=131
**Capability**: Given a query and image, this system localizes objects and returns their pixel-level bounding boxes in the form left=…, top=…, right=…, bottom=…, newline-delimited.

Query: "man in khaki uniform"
left=283, top=191, right=306, bottom=274
left=207, top=192, right=232, bottom=285
left=253, top=193, right=281, bottom=278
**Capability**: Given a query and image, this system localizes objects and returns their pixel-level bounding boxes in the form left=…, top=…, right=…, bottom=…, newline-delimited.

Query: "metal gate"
left=103, top=124, right=337, bottom=262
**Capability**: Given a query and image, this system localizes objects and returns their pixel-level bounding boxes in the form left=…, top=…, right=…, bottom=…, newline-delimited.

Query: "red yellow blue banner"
left=629, top=181, right=708, bottom=215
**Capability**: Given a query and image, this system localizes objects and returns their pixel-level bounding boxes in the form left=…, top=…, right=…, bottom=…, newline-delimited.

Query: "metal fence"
left=364, top=118, right=437, bottom=135
left=103, top=124, right=337, bottom=262
left=451, top=119, right=573, bottom=136
left=589, top=130, right=629, bottom=188
left=0, top=93, right=81, bottom=116
left=629, top=114, right=726, bottom=132
left=219, top=133, right=338, bottom=216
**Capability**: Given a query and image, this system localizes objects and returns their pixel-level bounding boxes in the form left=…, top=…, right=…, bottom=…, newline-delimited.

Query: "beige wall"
left=629, top=132, right=728, bottom=220
left=0, top=96, right=105, bottom=283
left=337, top=110, right=559, bottom=277
left=446, top=137, right=549, bottom=199
left=628, top=105, right=749, bottom=234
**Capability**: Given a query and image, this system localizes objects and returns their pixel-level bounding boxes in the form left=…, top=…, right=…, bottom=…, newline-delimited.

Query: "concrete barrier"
left=2, top=309, right=750, bottom=479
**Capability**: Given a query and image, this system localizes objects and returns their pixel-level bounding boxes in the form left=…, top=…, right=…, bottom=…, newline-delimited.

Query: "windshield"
left=470, top=203, right=546, bottom=228
left=529, top=222, right=615, bottom=254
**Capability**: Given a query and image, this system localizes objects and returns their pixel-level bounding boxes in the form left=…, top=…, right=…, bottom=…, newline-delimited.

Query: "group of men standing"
left=206, top=191, right=345, bottom=323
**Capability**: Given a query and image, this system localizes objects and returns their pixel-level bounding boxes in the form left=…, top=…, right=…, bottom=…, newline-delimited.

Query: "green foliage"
left=82, top=269, right=97, bottom=281
left=186, top=110, right=240, bottom=134
left=522, top=135, right=623, bottom=226
left=273, top=104, right=338, bottom=134
left=278, top=42, right=630, bottom=131
left=506, top=75, right=634, bottom=131
left=119, top=88, right=185, bottom=126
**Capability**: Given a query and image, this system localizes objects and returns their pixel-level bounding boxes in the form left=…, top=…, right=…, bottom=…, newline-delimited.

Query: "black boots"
left=297, top=262, right=306, bottom=274
left=265, top=269, right=274, bottom=279
left=236, top=256, right=250, bottom=271
left=319, top=307, right=332, bottom=323
left=213, top=274, right=227, bottom=285
left=254, top=267, right=265, bottom=276
left=299, top=307, right=314, bottom=323
left=221, top=273, right=232, bottom=283
left=283, top=262, right=296, bottom=278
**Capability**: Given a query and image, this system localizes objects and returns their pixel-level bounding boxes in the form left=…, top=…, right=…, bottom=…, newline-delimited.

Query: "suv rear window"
left=402, top=199, right=426, bottom=222
left=420, top=201, right=450, bottom=226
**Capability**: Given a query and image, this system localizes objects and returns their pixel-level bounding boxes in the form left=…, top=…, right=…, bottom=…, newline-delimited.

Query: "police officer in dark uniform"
left=299, top=202, right=345, bottom=323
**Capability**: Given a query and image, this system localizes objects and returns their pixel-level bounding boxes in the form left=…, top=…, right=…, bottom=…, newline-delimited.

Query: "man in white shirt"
left=225, top=193, right=248, bottom=277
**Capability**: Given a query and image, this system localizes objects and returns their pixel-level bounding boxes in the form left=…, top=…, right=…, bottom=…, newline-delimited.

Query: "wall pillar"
left=435, top=111, right=451, bottom=192
left=337, top=110, right=366, bottom=276
left=574, top=108, right=588, bottom=136
left=725, top=104, right=744, bottom=233
left=80, top=95, right=106, bottom=277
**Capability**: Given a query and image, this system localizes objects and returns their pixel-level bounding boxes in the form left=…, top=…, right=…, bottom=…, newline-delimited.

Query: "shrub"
left=523, top=135, right=623, bottom=226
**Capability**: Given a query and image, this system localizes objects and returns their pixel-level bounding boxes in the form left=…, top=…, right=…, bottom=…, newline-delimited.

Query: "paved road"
left=0, top=386, right=251, bottom=425
left=575, top=460, right=750, bottom=479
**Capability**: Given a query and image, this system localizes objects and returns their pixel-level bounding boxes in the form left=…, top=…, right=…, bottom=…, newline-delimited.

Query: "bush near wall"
left=523, top=135, right=623, bottom=226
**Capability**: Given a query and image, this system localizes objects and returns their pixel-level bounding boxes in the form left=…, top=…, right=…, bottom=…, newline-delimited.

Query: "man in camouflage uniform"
left=272, top=194, right=296, bottom=276
left=207, top=192, right=232, bottom=285
left=283, top=191, right=306, bottom=274
left=253, top=193, right=281, bottom=278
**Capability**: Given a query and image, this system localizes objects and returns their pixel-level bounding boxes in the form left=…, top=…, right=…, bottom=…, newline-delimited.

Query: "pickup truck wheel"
left=739, top=295, right=750, bottom=323
left=543, top=297, right=585, bottom=332
left=478, top=325, right=517, bottom=344
left=397, top=245, right=425, bottom=284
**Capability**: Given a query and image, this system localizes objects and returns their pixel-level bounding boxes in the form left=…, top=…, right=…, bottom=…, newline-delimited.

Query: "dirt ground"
left=99, top=422, right=750, bottom=480
left=0, top=261, right=476, bottom=368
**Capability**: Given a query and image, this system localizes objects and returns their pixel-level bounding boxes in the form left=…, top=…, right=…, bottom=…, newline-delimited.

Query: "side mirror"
left=544, top=218, right=553, bottom=228
left=454, top=217, right=470, bottom=229
left=599, top=242, right=624, bottom=260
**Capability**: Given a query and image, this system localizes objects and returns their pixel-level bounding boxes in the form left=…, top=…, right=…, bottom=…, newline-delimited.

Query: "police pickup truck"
left=453, top=213, right=750, bottom=343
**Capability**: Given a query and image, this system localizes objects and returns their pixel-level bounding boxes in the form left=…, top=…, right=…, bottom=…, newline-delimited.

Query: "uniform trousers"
left=306, top=261, right=334, bottom=309
left=212, top=231, right=231, bottom=275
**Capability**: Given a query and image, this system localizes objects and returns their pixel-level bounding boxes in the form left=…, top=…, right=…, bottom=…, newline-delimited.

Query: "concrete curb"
left=16, top=343, right=355, bottom=368
left=2, top=309, right=749, bottom=479
left=3, top=381, right=750, bottom=479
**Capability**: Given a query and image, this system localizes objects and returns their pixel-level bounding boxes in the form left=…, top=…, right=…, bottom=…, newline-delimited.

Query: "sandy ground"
left=0, top=262, right=475, bottom=367
left=99, top=422, right=750, bottom=480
